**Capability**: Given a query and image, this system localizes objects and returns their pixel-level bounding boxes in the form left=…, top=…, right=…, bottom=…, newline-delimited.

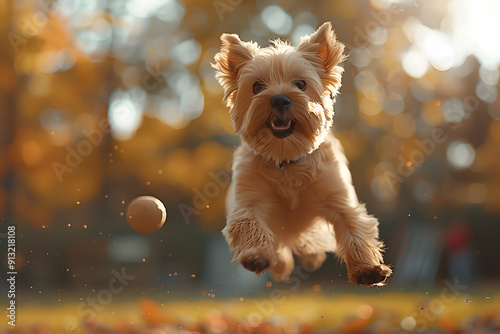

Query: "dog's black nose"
left=270, top=95, right=291, bottom=114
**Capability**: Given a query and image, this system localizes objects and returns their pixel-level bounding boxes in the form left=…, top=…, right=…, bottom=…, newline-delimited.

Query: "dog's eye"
left=294, top=80, right=306, bottom=91
left=253, top=81, right=266, bottom=94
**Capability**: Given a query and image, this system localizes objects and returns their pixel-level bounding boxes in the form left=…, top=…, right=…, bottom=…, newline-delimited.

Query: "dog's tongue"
left=271, top=119, right=291, bottom=130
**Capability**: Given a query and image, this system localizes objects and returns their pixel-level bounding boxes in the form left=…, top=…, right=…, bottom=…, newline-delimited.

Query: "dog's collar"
left=278, top=159, right=300, bottom=170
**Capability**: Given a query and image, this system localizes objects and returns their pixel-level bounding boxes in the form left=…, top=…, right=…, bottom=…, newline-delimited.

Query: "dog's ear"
left=298, top=22, right=346, bottom=95
left=213, top=34, right=258, bottom=104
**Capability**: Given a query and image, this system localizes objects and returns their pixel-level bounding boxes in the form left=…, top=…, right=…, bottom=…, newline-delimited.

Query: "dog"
left=213, top=22, right=392, bottom=286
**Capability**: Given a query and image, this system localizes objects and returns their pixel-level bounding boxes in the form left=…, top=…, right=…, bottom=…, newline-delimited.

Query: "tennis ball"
left=126, top=196, right=167, bottom=233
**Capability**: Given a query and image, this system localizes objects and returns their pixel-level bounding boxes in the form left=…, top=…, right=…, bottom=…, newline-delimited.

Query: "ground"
left=10, top=291, right=500, bottom=333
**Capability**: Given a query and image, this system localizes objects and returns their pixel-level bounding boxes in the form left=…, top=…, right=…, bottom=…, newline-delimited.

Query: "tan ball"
left=126, top=196, right=167, bottom=233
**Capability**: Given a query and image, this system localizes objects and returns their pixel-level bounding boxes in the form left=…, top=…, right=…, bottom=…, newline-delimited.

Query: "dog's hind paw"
left=349, top=264, right=392, bottom=287
left=238, top=247, right=273, bottom=275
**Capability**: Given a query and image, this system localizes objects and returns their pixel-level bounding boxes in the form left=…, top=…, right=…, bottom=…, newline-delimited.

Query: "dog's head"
left=213, top=22, right=346, bottom=163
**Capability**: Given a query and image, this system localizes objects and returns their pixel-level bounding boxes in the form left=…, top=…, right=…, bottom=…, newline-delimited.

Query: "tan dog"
left=213, top=22, right=392, bottom=286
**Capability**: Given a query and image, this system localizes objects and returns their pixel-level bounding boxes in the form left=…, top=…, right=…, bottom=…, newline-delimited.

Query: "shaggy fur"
left=213, top=22, right=392, bottom=286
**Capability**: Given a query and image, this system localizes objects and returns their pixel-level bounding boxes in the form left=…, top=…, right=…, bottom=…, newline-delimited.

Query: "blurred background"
left=1, top=0, right=499, bottom=331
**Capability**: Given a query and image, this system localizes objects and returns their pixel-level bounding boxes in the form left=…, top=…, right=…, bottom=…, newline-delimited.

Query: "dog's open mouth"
left=267, top=117, right=295, bottom=138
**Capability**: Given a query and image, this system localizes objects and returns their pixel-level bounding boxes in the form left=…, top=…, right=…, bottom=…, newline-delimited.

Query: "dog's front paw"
left=239, top=248, right=272, bottom=275
left=349, top=264, right=392, bottom=287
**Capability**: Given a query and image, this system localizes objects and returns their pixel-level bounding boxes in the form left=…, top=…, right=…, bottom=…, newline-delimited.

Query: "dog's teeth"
left=271, top=119, right=292, bottom=130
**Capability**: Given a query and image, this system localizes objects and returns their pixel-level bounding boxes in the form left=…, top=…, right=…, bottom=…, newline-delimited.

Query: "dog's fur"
left=213, top=22, right=392, bottom=286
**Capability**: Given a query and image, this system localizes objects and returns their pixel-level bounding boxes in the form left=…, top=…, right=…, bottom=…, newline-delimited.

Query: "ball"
left=126, top=196, right=167, bottom=233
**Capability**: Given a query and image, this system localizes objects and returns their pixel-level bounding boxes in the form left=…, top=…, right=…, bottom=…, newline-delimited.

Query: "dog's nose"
left=270, top=95, right=291, bottom=114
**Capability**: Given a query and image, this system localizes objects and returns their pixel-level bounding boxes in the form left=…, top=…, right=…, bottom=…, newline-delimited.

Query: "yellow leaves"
left=162, top=141, right=232, bottom=192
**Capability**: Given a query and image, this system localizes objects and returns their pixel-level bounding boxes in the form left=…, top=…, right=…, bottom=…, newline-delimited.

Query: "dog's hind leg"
left=292, top=220, right=336, bottom=271
left=268, top=244, right=294, bottom=281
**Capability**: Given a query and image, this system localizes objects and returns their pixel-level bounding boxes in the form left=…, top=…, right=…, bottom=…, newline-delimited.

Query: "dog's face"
left=213, top=23, right=346, bottom=163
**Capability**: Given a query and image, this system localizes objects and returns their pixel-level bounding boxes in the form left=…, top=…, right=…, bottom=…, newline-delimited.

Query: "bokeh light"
left=447, top=141, right=475, bottom=169
left=261, top=5, right=293, bottom=35
left=108, top=88, right=145, bottom=140
left=402, top=47, right=429, bottom=78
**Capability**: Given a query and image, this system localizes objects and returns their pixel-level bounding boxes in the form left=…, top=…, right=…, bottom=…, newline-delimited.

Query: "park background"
left=1, top=0, right=499, bottom=332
